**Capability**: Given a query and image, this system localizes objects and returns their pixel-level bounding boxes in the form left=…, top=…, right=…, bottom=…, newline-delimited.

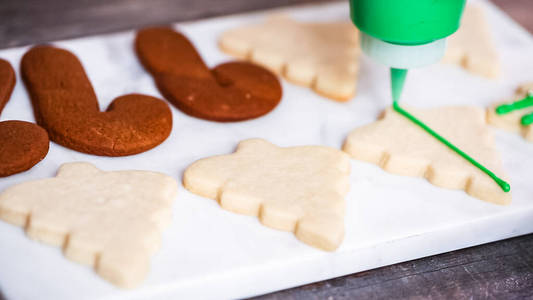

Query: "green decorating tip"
left=392, top=101, right=511, bottom=193
left=391, top=68, right=407, bottom=102
left=495, top=94, right=533, bottom=115
left=521, top=111, right=533, bottom=126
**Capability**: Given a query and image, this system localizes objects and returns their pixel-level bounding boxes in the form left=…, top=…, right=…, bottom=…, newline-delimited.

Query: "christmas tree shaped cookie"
left=443, top=5, right=500, bottom=78
left=183, top=139, right=351, bottom=251
left=343, top=106, right=511, bottom=205
left=219, top=15, right=360, bottom=101
left=0, top=162, right=178, bottom=288
left=487, top=82, right=533, bottom=142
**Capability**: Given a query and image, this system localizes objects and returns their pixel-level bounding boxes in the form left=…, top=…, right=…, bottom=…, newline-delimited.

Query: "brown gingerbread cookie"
left=21, top=46, right=173, bottom=156
left=0, top=58, right=49, bottom=177
left=135, top=27, right=282, bottom=122
left=0, top=59, right=15, bottom=113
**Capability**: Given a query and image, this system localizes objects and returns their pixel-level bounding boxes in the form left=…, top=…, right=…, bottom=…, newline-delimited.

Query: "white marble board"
left=0, top=0, right=532, bottom=299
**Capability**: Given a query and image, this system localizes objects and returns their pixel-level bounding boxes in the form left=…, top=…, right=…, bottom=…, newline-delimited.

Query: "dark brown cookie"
left=0, top=59, right=49, bottom=177
left=0, top=59, right=15, bottom=113
left=0, top=120, right=49, bottom=177
left=21, top=46, right=173, bottom=156
left=135, top=27, right=282, bottom=122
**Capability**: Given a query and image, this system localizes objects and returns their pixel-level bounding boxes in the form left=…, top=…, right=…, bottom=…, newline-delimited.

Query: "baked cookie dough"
left=183, top=139, right=351, bottom=251
left=0, top=58, right=15, bottom=113
left=443, top=5, right=500, bottom=78
left=487, top=82, right=533, bottom=141
left=0, top=162, right=178, bottom=288
left=343, top=106, right=510, bottom=205
left=136, top=27, right=282, bottom=122
left=0, top=58, right=49, bottom=177
left=219, top=15, right=360, bottom=101
left=21, top=46, right=172, bottom=156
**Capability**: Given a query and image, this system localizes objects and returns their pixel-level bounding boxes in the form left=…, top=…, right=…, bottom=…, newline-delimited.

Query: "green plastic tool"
left=390, top=68, right=407, bottom=103
left=348, top=0, right=510, bottom=192
left=350, top=0, right=466, bottom=102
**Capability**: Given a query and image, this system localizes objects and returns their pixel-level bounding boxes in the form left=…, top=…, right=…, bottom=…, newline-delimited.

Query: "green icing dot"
left=521, top=111, right=533, bottom=126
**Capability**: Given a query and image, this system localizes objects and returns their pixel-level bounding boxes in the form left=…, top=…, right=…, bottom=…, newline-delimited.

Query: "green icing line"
left=392, top=102, right=510, bottom=192
left=521, top=111, right=533, bottom=125
left=390, top=69, right=510, bottom=192
left=495, top=93, right=533, bottom=115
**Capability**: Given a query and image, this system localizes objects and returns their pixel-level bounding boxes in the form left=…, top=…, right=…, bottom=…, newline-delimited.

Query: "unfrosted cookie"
left=183, top=139, right=351, bottom=251
left=21, top=46, right=173, bottom=156
left=487, top=82, right=533, bottom=141
left=343, top=106, right=510, bottom=205
left=219, top=15, right=360, bottom=101
left=0, top=58, right=49, bottom=177
left=135, top=27, right=282, bottom=122
left=0, top=58, right=15, bottom=113
left=0, top=162, right=178, bottom=288
left=443, top=5, right=499, bottom=78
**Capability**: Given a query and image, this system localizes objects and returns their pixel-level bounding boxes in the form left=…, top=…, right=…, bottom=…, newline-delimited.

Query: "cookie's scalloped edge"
left=218, top=29, right=357, bottom=102
left=0, top=163, right=178, bottom=288
left=342, top=134, right=511, bottom=205
left=183, top=139, right=350, bottom=251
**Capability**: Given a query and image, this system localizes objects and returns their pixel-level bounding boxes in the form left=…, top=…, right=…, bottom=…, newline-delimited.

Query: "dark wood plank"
left=0, top=0, right=333, bottom=49
left=491, top=0, right=533, bottom=33
left=255, top=234, right=533, bottom=299
left=0, top=0, right=532, bottom=299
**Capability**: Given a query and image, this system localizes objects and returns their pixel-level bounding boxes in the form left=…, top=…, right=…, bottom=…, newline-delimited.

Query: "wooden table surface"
left=0, top=0, right=532, bottom=299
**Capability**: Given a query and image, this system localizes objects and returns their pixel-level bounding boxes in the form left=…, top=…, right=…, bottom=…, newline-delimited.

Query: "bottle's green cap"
left=350, top=0, right=466, bottom=45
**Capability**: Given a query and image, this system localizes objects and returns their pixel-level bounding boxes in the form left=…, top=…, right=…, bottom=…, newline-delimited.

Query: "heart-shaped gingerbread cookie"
left=21, top=46, right=173, bottom=156
left=135, top=27, right=282, bottom=122
left=0, top=58, right=49, bottom=177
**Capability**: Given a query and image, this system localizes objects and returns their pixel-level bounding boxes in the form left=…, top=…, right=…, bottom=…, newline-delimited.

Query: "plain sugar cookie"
left=219, top=15, right=360, bottom=101
left=343, top=106, right=511, bottom=205
left=183, top=139, right=351, bottom=251
left=443, top=5, right=499, bottom=78
left=0, top=162, right=178, bottom=288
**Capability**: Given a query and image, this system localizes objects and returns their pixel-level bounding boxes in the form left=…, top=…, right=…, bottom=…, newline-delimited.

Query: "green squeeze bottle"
left=348, top=0, right=511, bottom=193
left=349, top=0, right=465, bottom=102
